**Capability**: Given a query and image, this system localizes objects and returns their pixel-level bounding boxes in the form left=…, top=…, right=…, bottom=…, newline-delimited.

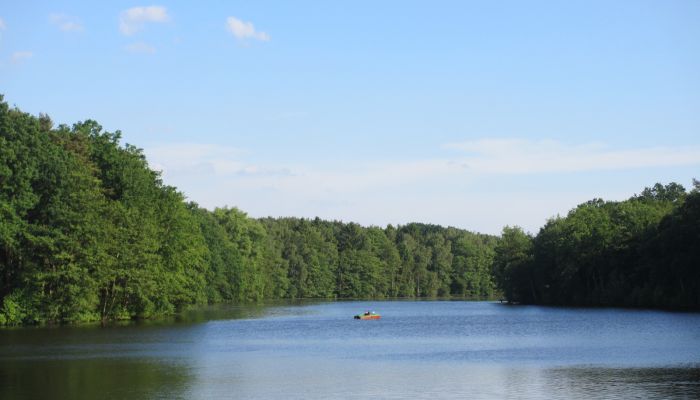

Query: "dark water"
left=1, top=301, right=699, bottom=399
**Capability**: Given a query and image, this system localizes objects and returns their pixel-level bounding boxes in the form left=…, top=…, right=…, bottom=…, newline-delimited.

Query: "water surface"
left=1, top=301, right=699, bottom=399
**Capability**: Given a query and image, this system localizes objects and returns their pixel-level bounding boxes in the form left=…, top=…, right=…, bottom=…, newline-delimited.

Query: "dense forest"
left=1, top=98, right=698, bottom=324
left=493, top=181, right=700, bottom=309
left=0, top=98, right=497, bottom=325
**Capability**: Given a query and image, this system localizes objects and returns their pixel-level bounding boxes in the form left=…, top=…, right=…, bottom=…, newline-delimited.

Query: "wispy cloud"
left=49, top=13, right=83, bottom=32
left=10, top=51, right=33, bottom=64
left=146, top=142, right=452, bottom=193
left=119, top=6, right=169, bottom=35
left=147, top=139, right=700, bottom=198
left=445, top=138, right=700, bottom=174
left=125, top=41, right=156, bottom=54
left=0, top=17, right=6, bottom=31
left=143, top=139, right=700, bottom=233
left=226, top=16, right=270, bottom=42
left=145, top=143, right=290, bottom=177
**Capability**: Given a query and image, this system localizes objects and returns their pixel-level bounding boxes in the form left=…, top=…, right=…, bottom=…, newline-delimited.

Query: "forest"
left=493, top=181, right=700, bottom=309
left=1, top=98, right=698, bottom=324
left=0, top=98, right=497, bottom=324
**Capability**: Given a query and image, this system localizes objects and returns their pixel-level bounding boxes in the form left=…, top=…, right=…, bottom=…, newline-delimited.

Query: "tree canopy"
left=1, top=97, right=697, bottom=325
left=495, top=183, right=699, bottom=309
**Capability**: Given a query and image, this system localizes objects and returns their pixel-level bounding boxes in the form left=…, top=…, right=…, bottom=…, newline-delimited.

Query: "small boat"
left=354, top=311, right=381, bottom=320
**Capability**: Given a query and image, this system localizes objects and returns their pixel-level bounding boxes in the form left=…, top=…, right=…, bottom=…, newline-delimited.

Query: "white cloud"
left=49, top=13, right=83, bottom=32
left=10, top=51, right=33, bottom=64
left=146, top=140, right=700, bottom=198
left=145, top=143, right=280, bottom=176
left=226, top=16, right=270, bottom=42
left=142, top=139, right=700, bottom=234
left=146, top=143, right=243, bottom=175
left=119, top=6, right=169, bottom=35
left=0, top=17, right=6, bottom=30
left=445, top=138, right=700, bottom=174
left=125, top=41, right=156, bottom=54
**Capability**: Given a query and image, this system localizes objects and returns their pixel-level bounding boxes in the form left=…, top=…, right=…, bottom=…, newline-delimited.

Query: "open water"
left=1, top=300, right=699, bottom=399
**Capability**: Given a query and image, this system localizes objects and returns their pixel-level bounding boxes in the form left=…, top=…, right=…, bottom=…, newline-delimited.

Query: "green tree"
left=493, top=226, right=533, bottom=303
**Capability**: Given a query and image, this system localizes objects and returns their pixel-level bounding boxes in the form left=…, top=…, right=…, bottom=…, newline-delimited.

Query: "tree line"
left=1, top=99, right=698, bottom=324
left=0, top=98, right=497, bottom=325
left=493, top=181, right=700, bottom=309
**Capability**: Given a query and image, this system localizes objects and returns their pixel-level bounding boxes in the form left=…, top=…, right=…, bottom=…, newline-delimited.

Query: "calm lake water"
left=1, top=301, right=699, bottom=399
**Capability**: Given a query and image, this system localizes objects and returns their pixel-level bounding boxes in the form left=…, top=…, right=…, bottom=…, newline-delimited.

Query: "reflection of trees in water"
left=174, top=300, right=322, bottom=324
left=0, top=359, right=192, bottom=400
left=545, top=367, right=700, bottom=398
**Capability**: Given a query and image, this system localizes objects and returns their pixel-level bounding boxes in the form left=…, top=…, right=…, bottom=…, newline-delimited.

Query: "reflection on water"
left=0, top=358, right=191, bottom=400
left=545, top=367, right=700, bottom=399
left=1, top=301, right=699, bottom=399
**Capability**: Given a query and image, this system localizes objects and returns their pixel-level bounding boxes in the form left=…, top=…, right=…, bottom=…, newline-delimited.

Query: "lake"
left=1, top=300, right=699, bottom=399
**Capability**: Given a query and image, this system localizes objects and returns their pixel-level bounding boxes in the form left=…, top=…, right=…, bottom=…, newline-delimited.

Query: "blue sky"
left=1, top=1, right=699, bottom=234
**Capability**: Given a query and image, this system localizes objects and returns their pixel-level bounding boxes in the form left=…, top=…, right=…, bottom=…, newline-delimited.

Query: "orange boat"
left=354, top=311, right=380, bottom=320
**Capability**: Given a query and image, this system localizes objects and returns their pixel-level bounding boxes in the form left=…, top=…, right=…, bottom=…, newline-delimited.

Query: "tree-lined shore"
left=1, top=98, right=697, bottom=325
left=493, top=181, right=700, bottom=309
left=0, top=99, right=497, bottom=325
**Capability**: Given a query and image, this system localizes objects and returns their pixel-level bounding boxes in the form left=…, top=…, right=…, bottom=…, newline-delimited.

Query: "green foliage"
left=496, top=182, right=699, bottom=309
left=2, top=96, right=696, bottom=325
left=211, top=207, right=267, bottom=301
left=0, top=97, right=501, bottom=326
left=0, top=99, right=214, bottom=324
left=0, top=290, right=31, bottom=325
left=492, top=226, right=533, bottom=302
left=450, top=230, right=497, bottom=298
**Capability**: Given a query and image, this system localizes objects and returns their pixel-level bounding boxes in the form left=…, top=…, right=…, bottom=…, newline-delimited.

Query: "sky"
left=1, top=1, right=699, bottom=235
